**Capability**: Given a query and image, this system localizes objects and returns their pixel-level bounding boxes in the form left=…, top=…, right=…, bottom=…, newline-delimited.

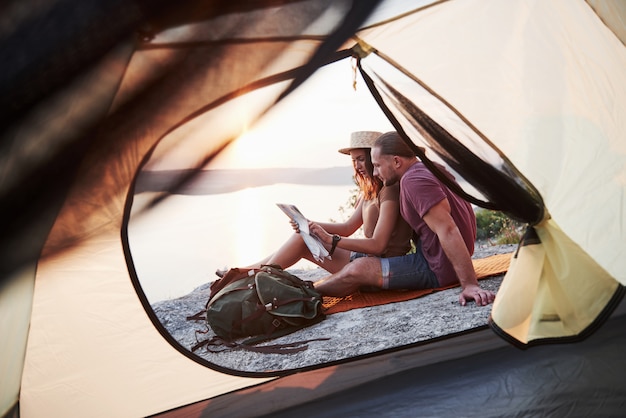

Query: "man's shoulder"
left=402, top=162, right=437, bottom=182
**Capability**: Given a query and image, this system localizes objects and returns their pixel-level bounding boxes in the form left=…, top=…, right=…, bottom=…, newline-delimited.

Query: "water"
left=128, top=183, right=355, bottom=302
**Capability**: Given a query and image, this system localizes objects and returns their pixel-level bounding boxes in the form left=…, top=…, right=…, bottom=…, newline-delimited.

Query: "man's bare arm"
left=422, top=198, right=495, bottom=306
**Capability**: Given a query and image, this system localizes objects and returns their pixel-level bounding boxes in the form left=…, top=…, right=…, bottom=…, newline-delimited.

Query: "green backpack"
left=190, top=265, right=327, bottom=353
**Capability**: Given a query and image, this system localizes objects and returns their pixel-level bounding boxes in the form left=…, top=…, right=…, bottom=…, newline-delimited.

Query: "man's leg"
left=314, top=256, right=382, bottom=297
left=381, top=247, right=438, bottom=290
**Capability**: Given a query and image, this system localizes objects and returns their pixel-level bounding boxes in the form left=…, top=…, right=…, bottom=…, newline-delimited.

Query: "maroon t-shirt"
left=399, top=162, right=476, bottom=287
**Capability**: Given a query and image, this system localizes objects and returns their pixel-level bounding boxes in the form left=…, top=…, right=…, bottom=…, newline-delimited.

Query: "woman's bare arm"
left=310, top=198, right=399, bottom=256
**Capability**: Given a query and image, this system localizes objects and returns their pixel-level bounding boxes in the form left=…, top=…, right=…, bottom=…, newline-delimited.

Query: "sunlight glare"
left=209, top=60, right=394, bottom=170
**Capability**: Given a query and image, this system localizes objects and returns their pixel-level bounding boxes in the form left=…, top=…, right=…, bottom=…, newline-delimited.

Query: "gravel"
left=152, top=243, right=517, bottom=374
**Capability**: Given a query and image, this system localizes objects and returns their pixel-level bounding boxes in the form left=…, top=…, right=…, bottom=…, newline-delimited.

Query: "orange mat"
left=322, top=252, right=512, bottom=315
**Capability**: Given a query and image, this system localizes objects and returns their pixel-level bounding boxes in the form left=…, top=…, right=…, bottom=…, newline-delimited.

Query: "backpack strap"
left=208, top=267, right=259, bottom=301
left=207, top=264, right=285, bottom=301
left=193, top=335, right=330, bottom=354
left=186, top=310, right=206, bottom=321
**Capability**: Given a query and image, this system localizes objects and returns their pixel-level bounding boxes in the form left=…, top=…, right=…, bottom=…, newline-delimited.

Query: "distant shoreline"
left=135, top=167, right=355, bottom=195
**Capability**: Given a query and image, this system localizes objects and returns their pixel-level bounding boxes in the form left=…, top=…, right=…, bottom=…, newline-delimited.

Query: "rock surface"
left=152, top=244, right=517, bottom=374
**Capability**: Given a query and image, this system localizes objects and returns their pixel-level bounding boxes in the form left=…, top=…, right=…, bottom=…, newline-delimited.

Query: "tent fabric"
left=491, top=220, right=624, bottom=346
left=155, top=321, right=516, bottom=417
left=323, top=252, right=512, bottom=314
left=22, top=233, right=271, bottom=417
left=2, top=1, right=626, bottom=417
left=262, top=311, right=626, bottom=418
left=355, top=0, right=626, bottom=285
left=587, top=0, right=626, bottom=45
left=353, top=0, right=626, bottom=344
left=356, top=53, right=545, bottom=221
left=14, top=2, right=383, bottom=417
left=0, top=268, right=35, bottom=418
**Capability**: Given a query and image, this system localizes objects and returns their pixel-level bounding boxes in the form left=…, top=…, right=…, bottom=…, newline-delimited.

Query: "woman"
left=217, top=131, right=413, bottom=276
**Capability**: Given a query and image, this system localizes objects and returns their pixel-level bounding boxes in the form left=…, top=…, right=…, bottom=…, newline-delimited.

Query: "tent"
left=2, top=0, right=625, bottom=416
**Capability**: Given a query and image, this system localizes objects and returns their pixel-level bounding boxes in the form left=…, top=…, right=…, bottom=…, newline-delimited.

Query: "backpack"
left=189, top=265, right=327, bottom=353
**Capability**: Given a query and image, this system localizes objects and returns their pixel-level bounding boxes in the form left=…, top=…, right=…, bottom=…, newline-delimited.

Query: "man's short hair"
left=373, top=131, right=417, bottom=158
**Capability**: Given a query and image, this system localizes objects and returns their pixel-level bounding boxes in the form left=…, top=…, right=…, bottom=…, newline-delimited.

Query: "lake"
left=128, top=182, right=356, bottom=302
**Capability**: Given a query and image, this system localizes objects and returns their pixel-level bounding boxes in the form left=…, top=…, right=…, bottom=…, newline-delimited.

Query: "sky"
left=146, top=58, right=394, bottom=172
left=140, top=1, right=436, bottom=173
left=209, top=59, right=394, bottom=170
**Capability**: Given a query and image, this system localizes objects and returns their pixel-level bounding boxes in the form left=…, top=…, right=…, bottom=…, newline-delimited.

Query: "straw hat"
left=338, top=131, right=383, bottom=154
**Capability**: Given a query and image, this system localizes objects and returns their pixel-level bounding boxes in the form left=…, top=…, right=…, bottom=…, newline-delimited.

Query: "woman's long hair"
left=354, top=149, right=382, bottom=200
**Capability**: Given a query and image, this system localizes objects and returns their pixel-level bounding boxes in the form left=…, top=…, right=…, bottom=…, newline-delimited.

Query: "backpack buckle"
left=264, top=302, right=273, bottom=311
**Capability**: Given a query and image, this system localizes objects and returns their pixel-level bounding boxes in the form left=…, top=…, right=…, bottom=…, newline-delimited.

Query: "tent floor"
left=262, top=312, right=626, bottom=418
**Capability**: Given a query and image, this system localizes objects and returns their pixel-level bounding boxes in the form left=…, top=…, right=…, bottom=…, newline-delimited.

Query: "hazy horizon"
left=135, top=166, right=355, bottom=195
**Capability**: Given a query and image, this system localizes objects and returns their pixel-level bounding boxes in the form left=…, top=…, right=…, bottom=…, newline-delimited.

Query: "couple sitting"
left=220, top=131, right=494, bottom=307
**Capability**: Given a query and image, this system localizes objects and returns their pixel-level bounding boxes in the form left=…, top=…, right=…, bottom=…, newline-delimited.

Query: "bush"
left=475, top=208, right=524, bottom=245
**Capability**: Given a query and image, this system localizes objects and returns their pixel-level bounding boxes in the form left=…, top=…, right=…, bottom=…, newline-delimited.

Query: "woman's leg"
left=263, top=233, right=312, bottom=269
left=217, top=234, right=307, bottom=276
left=235, top=233, right=312, bottom=271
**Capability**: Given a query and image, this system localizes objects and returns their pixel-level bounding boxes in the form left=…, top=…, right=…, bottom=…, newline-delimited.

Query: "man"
left=314, top=131, right=495, bottom=306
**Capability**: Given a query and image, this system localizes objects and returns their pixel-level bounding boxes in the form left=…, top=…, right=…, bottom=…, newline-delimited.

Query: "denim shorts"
left=380, top=247, right=438, bottom=290
left=350, top=251, right=368, bottom=262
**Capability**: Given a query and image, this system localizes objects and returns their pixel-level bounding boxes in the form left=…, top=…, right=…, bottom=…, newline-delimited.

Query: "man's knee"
left=343, top=257, right=382, bottom=287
